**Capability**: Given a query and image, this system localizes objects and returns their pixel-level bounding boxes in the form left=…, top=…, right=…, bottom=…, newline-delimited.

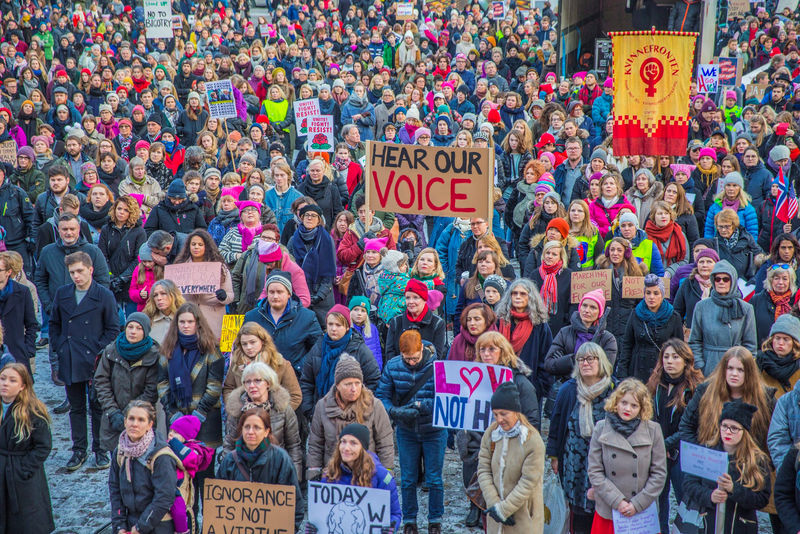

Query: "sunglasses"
left=770, top=263, right=792, bottom=270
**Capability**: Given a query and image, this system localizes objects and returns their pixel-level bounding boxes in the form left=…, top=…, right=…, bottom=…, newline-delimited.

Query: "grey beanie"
left=318, top=83, right=331, bottom=93
left=542, top=191, right=561, bottom=205
left=381, top=249, right=408, bottom=273
left=334, top=353, right=363, bottom=384
left=138, top=243, right=153, bottom=261
left=266, top=270, right=293, bottom=293
left=724, top=171, right=744, bottom=188
left=462, top=112, right=477, bottom=123
left=483, top=274, right=507, bottom=295
left=771, top=144, right=791, bottom=162
left=619, top=212, right=639, bottom=228
left=634, top=168, right=656, bottom=185
left=590, top=147, right=608, bottom=163
left=770, top=314, right=800, bottom=343
left=125, top=312, right=152, bottom=339
left=239, top=151, right=258, bottom=165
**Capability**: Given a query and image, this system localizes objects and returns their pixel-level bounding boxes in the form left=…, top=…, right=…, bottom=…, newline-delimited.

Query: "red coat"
left=336, top=227, right=396, bottom=272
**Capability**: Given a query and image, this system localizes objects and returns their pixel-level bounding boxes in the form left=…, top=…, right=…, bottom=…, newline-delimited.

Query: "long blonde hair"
left=568, top=200, right=597, bottom=238
left=0, top=363, right=51, bottom=441
left=230, top=322, right=285, bottom=372
left=410, top=247, right=446, bottom=279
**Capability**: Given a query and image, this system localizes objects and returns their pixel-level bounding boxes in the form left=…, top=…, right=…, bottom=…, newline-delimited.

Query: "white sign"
left=294, top=98, right=321, bottom=137
left=307, top=115, right=335, bottom=152
left=777, top=0, right=799, bottom=11
left=680, top=441, right=729, bottom=481
left=433, top=361, right=512, bottom=432
left=697, top=64, right=719, bottom=94
left=308, top=482, right=391, bottom=533
left=205, top=80, right=237, bottom=120
left=612, top=502, right=659, bottom=534
left=144, top=0, right=173, bottom=39
left=397, top=2, right=415, bottom=19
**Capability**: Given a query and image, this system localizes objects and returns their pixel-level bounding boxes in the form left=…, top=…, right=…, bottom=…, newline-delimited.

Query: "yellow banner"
left=220, top=314, right=245, bottom=352
left=611, top=31, right=697, bottom=156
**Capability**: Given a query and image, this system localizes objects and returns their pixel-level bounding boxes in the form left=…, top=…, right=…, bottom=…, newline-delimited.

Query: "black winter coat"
left=544, top=310, right=617, bottom=376
left=98, top=222, right=147, bottom=301
left=175, top=108, right=208, bottom=147
left=605, top=274, right=638, bottom=339
left=296, top=178, right=343, bottom=231
left=531, top=267, right=576, bottom=336
left=615, top=306, right=683, bottom=382
left=775, top=446, right=800, bottom=534
left=0, top=180, right=34, bottom=247
left=673, top=276, right=706, bottom=326
left=0, top=401, right=54, bottom=534
left=299, top=330, right=382, bottom=418
left=385, top=307, right=447, bottom=361
left=714, top=230, right=761, bottom=281
left=109, top=433, right=177, bottom=534
left=0, top=281, right=38, bottom=371
left=143, top=198, right=207, bottom=236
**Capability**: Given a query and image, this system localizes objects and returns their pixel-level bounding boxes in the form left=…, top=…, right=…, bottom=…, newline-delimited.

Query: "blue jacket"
left=742, top=161, right=773, bottom=214
left=768, top=378, right=800, bottom=468
left=265, top=186, right=303, bottom=234
left=243, top=299, right=323, bottom=376
left=321, top=452, right=402, bottom=530
left=435, top=220, right=469, bottom=318
left=376, top=343, right=437, bottom=434
left=591, top=93, right=612, bottom=141
left=353, top=323, right=384, bottom=370
left=340, top=100, right=377, bottom=141
left=704, top=199, right=759, bottom=238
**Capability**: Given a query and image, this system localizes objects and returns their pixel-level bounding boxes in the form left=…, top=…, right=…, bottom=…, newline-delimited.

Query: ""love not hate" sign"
left=365, top=141, right=494, bottom=220
left=433, top=361, right=512, bottom=432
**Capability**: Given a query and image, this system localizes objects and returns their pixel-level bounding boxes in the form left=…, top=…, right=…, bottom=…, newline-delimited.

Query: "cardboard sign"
left=697, top=64, right=719, bottom=94
left=164, top=262, right=222, bottom=294
left=745, top=82, right=768, bottom=103
left=307, top=115, right=335, bottom=152
left=205, top=80, right=237, bottom=120
left=778, top=0, right=800, bottom=11
left=307, top=482, right=391, bottom=533
left=396, top=2, right=415, bottom=19
left=717, top=57, right=742, bottom=87
left=144, top=0, right=173, bottom=39
left=727, top=0, right=750, bottom=19
left=621, top=276, right=670, bottom=299
left=570, top=270, right=612, bottom=303
left=365, top=141, right=494, bottom=220
left=680, top=441, right=729, bottom=481
left=220, top=315, right=245, bottom=352
left=491, top=0, right=506, bottom=19
left=612, top=502, right=659, bottom=534
left=0, top=139, right=17, bottom=165
left=203, top=478, right=296, bottom=534
left=293, top=98, right=321, bottom=137
left=433, top=361, right=512, bottom=431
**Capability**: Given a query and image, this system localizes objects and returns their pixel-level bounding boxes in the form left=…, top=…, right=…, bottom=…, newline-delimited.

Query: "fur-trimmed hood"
left=530, top=232, right=579, bottom=251
left=226, top=382, right=291, bottom=415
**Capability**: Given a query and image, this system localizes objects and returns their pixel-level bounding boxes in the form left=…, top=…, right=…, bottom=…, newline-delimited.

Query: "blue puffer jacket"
left=768, top=378, right=800, bottom=468
left=742, top=161, right=773, bottom=214
left=704, top=199, right=759, bottom=238
left=376, top=343, right=437, bottom=435
left=435, top=220, right=470, bottom=318
left=353, top=323, right=384, bottom=370
left=321, top=452, right=402, bottom=529
left=591, top=93, right=613, bottom=141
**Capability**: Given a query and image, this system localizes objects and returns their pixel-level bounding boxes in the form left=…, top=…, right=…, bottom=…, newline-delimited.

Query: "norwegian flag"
left=775, top=166, right=799, bottom=224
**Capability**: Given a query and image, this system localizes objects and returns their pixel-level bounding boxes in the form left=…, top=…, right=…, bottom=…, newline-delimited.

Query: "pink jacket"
left=129, top=264, right=156, bottom=311
left=170, top=438, right=214, bottom=480
left=258, top=255, right=311, bottom=307
left=589, top=196, right=637, bottom=238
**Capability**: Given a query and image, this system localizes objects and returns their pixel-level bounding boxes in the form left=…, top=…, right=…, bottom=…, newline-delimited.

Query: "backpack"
left=116, top=446, right=195, bottom=524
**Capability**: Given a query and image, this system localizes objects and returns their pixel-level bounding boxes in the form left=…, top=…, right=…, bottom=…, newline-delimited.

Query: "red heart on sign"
left=460, top=367, right=483, bottom=397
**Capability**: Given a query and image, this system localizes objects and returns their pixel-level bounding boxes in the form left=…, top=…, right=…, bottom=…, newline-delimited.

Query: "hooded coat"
left=340, top=95, right=376, bottom=141
left=143, top=198, right=207, bottom=236
left=544, top=310, right=618, bottom=376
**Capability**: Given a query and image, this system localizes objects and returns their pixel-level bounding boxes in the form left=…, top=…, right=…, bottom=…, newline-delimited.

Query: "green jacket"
left=11, top=167, right=46, bottom=202
left=34, top=31, right=54, bottom=60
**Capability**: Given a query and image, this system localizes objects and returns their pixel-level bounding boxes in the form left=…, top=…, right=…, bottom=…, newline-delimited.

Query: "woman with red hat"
left=384, top=278, right=447, bottom=361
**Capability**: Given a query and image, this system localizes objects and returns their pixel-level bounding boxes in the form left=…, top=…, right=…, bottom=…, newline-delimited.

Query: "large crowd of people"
left=4, top=0, right=800, bottom=533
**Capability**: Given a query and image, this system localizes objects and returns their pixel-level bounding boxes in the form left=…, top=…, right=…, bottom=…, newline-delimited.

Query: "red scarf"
left=538, top=260, right=562, bottom=314
left=770, top=291, right=793, bottom=320
left=407, top=305, right=429, bottom=323
left=499, top=310, right=534, bottom=353
left=644, top=220, right=686, bottom=267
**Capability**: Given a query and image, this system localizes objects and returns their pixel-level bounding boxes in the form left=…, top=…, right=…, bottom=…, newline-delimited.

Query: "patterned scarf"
left=538, top=260, right=563, bottom=314
left=118, top=428, right=155, bottom=481
left=770, top=291, right=793, bottom=320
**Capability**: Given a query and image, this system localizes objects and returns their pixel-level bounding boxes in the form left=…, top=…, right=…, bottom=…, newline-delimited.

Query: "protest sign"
left=365, top=141, right=494, bottom=220
left=203, top=478, right=295, bottom=534
left=293, top=99, right=321, bottom=137
left=433, top=361, right=512, bottom=431
left=307, top=116, right=335, bottom=152
left=205, top=80, right=237, bottom=120
left=397, top=2, right=415, bottom=19
left=164, top=262, right=221, bottom=295
left=220, top=315, right=245, bottom=352
left=612, top=502, right=659, bottom=534
left=172, top=15, right=182, bottom=30
left=745, top=82, right=768, bottom=103
left=307, top=482, right=391, bottom=533
left=718, top=57, right=742, bottom=87
left=727, top=0, right=750, bottom=19
left=144, top=0, right=173, bottom=39
left=570, top=270, right=612, bottom=303
left=491, top=0, right=506, bottom=19
left=680, top=441, right=729, bottom=481
left=621, top=276, right=670, bottom=299
left=778, top=0, right=800, bottom=11
left=0, top=140, right=17, bottom=165
left=697, top=64, right=719, bottom=93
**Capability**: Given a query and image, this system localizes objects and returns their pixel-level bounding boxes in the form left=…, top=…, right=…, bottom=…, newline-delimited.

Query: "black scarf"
left=660, top=372, right=685, bottom=386
left=606, top=412, right=641, bottom=438
left=168, top=333, right=202, bottom=409
left=759, top=350, right=799, bottom=389
left=80, top=201, right=112, bottom=230
left=710, top=289, right=745, bottom=323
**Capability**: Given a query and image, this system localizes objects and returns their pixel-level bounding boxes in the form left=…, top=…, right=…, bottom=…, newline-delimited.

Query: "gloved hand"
left=357, top=237, right=366, bottom=250
left=390, top=406, right=419, bottom=425
left=110, top=411, right=126, bottom=432
left=363, top=231, right=377, bottom=240
left=304, top=522, right=318, bottom=534
left=503, top=514, right=516, bottom=526
left=487, top=506, right=505, bottom=524
left=109, top=277, right=123, bottom=294
left=215, top=289, right=228, bottom=302
left=192, top=410, right=207, bottom=423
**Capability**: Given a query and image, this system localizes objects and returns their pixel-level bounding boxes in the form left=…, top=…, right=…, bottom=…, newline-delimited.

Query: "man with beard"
left=33, top=166, right=85, bottom=240
left=46, top=86, right=82, bottom=124
left=53, top=135, right=92, bottom=185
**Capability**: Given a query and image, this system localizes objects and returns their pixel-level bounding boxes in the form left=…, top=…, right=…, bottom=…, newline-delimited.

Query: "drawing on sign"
left=294, top=99, right=321, bottom=136
left=308, top=482, right=390, bottom=534
left=308, top=116, right=335, bottom=152
left=205, top=80, right=237, bottom=120
left=718, top=57, right=740, bottom=87
left=697, top=64, right=719, bottom=94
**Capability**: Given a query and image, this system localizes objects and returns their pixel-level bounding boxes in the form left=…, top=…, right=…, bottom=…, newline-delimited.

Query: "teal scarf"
left=115, top=332, right=154, bottom=361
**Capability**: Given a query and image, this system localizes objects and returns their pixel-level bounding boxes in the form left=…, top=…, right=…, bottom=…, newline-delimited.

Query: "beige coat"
left=587, top=418, right=667, bottom=519
left=148, top=312, right=172, bottom=345
left=477, top=422, right=545, bottom=534
left=117, top=176, right=164, bottom=214
left=183, top=263, right=234, bottom=340
left=224, top=384, right=303, bottom=478
left=222, top=357, right=302, bottom=410
left=307, top=388, right=394, bottom=471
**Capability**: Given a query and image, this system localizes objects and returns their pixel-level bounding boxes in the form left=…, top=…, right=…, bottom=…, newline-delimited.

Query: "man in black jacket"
left=49, top=251, right=118, bottom=471
left=0, top=163, right=35, bottom=275
left=0, top=251, right=37, bottom=373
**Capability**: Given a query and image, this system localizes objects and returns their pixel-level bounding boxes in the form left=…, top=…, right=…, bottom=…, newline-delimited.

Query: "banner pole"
left=224, top=120, right=237, bottom=174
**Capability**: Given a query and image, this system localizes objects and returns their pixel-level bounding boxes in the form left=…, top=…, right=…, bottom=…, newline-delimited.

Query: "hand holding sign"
left=433, top=361, right=512, bottom=431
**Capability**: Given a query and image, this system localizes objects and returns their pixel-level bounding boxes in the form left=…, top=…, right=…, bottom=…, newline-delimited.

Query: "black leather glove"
left=357, top=237, right=366, bottom=250
left=487, top=506, right=504, bottom=524
left=215, top=289, right=227, bottom=302
left=363, top=231, right=377, bottom=240
left=109, top=277, right=123, bottom=294
left=110, top=411, right=125, bottom=432
left=390, top=406, right=419, bottom=425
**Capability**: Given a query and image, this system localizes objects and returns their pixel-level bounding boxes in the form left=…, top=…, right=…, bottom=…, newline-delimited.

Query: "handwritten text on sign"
left=203, top=478, right=296, bottom=534
left=612, top=502, right=659, bottom=534
left=0, top=140, right=17, bottom=166
left=220, top=315, right=245, bottom=352
left=144, top=0, right=173, bottom=39
left=697, top=64, right=719, bottom=94
left=366, top=141, right=493, bottom=220
left=680, top=441, right=729, bottom=481
left=308, top=482, right=390, bottom=534
left=434, top=361, right=512, bottom=431
left=570, top=270, right=612, bottom=303
left=164, top=262, right=222, bottom=294
left=621, top=276, right=670, bottom=299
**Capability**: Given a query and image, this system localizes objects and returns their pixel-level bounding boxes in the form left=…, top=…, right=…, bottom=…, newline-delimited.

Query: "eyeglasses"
left=720, top=423, right=742, bottom=434
left=244, top=378, right=265, bottom=386
left=771, top=263, right=792, bottom=270
left=478, top=346, right=500, bottom=353
left=577, top=356, right=599, bottom=364
left=713, top=276, right=732, bottom=283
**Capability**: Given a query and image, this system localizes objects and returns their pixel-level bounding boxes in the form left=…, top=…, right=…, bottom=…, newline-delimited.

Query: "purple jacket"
left=353, top=323, right=383, bottom=370
left=670, top=262, right=695, bottom=302
left=233, top=86, right=248, bottom=122
left=396, top=214, right=427, bottom=247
